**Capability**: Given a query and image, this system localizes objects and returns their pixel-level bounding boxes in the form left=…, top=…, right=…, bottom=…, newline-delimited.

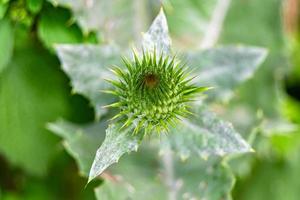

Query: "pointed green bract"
left=107, top=51, right=209, bottom=134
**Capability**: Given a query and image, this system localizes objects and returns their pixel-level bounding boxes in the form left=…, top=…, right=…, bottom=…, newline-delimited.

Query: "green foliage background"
left=1, top=0, right=300, bottom=199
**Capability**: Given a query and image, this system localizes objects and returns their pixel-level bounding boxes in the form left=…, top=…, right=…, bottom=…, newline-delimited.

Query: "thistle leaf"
left=47, top=0, right=145, bottom=46
left=88, top=123, right=142, bottom=183
left=47, top=120, right=142, bottom=182
left=142, top=9, right=172, bottom=54
left=47, top=119, right=107, bottom=176
left=95, top=144, right=234, bottom=200
left=48, top=119, right=234, bottom=199
left=184, top=46, right=268, bottom=101
left=55, top=44, right=121, bottom=118
left=165, top=0, right=218, bottom=48
left=95, top=146, right=167, bottom=200
left=167, top=105, right=252, bottom=160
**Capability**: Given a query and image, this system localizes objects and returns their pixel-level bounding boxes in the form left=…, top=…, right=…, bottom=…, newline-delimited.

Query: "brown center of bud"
left=144, top=74, right=159, bottom=89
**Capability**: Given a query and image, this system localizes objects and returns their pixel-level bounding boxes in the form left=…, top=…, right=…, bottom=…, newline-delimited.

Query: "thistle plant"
left=105, top=51, right=208, bottom=134
left=50, top=8, right=267, bottom=200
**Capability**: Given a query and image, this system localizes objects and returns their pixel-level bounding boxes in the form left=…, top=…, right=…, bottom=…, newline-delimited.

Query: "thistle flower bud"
left=105, top=51, right=207, bottom=134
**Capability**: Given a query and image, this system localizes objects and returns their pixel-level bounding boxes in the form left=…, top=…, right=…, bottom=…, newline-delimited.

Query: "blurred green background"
left=1, top=0, right=300, bottom=199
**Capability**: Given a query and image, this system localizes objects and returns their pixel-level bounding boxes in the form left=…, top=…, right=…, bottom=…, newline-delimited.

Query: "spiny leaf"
left=95, top=143, right=234, bottom=200
left=165, top=0, right=218, bottom=48
left=47, top=0, right=146, bottom=46
left=142, top=9, right=171, bottom=55
left=184, top=46, right=268, bottom=102
left=47, top=119, right=107, bottom=176
left=166, top=105, right=253, bottom=160
left=55, top=44, right=122, bottom=119
left=88, top=123, right=142, bottom=183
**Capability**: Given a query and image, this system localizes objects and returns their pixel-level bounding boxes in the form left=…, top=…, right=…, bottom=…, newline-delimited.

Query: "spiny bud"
left=104, top=50, right=208, bottom=135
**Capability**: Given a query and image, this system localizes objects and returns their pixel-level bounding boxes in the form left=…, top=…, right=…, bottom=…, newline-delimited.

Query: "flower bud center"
left=144, top=74, right=159, bottom=89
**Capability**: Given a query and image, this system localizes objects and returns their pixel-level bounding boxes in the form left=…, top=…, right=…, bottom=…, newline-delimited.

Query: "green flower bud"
left=105, top=50, right=208, bottom=135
